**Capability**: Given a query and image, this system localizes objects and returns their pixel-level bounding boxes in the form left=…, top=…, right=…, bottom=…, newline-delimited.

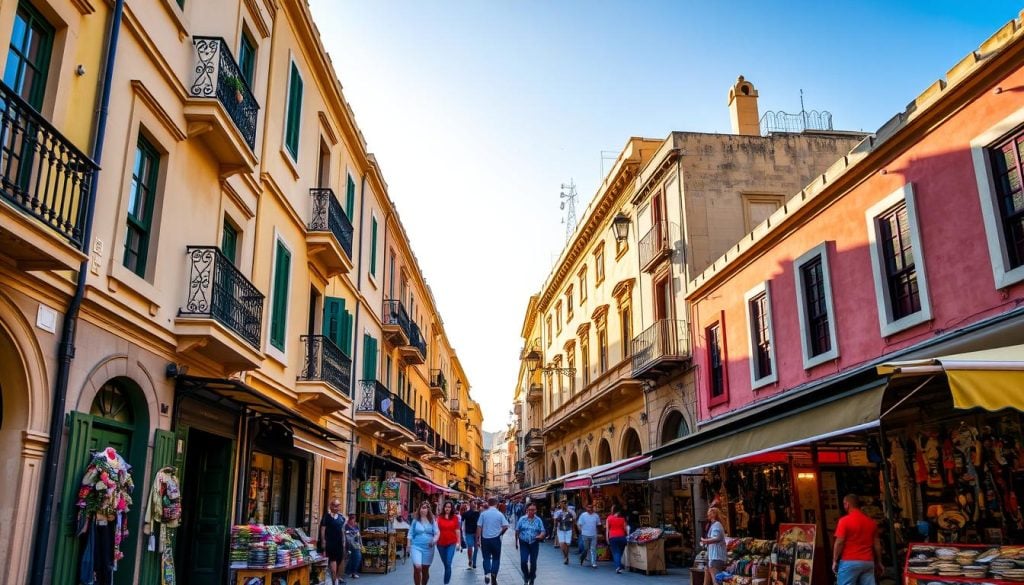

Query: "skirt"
left=410, top=542, right=435, bottom=566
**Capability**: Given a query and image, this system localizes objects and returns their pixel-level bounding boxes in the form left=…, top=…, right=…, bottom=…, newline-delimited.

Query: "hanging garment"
left=77, top=447, right=134, bottom=582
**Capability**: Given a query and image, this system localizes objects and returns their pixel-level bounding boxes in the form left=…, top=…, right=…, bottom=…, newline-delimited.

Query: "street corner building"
left=504, top=14, right=1024, bottom=585
left=0, top=1, right=484, bottom=584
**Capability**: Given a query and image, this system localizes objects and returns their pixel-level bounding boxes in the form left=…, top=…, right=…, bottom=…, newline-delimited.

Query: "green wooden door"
left=53, top=412, right=94, bottom=585
left=181, top=429, right=233, bottom=585
left=139, top=429, right=177, bottom=585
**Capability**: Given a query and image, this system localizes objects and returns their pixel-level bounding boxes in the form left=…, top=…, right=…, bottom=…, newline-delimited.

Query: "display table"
left=904, top=542, right=1024, bottom=585
left=232, top=558, right=328, bottom=585
left=627, top=540, right=666, bottom=575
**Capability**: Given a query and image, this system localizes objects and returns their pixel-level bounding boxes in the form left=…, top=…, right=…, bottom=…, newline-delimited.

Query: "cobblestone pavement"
left=338, top=531, right=690, bottom=585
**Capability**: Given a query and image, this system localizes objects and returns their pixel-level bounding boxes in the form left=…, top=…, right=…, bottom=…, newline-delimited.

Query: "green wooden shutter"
left=270, top=241, right=291, bottom=350
left=139, top=429, right=178, bottom=585
left=370, top=217, right=378, bottom=276
left=285, top=63, right=303, bottom=159
left=346, top=175, right=356, bottom=219
left=340, top=309, right=353, bottom=356
left=323, top=297, right=345, bottom=349
left=52, top=412, right=94, bottom=585
left=362, top=334, right=378, bottom=380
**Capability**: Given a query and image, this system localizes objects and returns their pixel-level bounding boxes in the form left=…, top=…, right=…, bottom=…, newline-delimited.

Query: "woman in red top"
left=436, top=501, right=462, bottom=585
left=605, top=505, right=630, bottom=574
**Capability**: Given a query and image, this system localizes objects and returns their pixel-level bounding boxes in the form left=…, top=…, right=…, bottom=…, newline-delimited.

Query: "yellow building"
left=0, top=2, right=482, bottom=585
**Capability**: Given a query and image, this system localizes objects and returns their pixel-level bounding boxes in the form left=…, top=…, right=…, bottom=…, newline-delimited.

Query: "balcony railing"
left=383, top=299, right=411, bottom=337
left=631, top=319, right=689, bottom=376
left=639, top=221, right=671, bottom=271
left=356, top=379, right=415, bottom=432
left=309, top=188, right=354, bottom=259
left=525, top=428, right=543, bottom=445
left=410, top=321, right=427, bottom=359
left=180, top=246, right=264, bottom=348
left=0, top=82, right=98, bottom=249
left=430, top=369, right=447, bottom=391
left=415, top=418, right=438, bottom=446
left=298, top=335, right=351, bottom=396
left=189, top=36, right=259, bottom=149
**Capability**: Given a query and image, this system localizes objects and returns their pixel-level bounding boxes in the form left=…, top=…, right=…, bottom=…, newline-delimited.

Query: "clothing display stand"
left=144, top=466, right=182, bottom=585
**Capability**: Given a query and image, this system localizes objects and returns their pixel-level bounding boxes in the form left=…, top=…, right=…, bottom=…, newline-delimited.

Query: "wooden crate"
left=627, top=540, right=666, bottom=575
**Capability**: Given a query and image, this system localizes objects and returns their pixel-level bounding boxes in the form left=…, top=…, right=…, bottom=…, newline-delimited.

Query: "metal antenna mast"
left=560, top=179, right=578, bottom=242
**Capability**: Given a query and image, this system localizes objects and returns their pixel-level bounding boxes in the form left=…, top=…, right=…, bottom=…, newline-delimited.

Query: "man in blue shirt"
left=476, top=497, right=510, bottom=585
left=515, top=503, right=547, bottom=585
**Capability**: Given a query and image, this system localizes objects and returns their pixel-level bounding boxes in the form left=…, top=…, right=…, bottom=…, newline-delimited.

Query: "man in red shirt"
left=832, top=495, right=883, bottom=585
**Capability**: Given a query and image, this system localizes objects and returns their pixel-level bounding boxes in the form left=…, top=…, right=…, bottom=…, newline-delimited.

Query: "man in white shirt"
left=476, top=497, right=510, bottom=585
left=576, top=503, right=601, bottom=568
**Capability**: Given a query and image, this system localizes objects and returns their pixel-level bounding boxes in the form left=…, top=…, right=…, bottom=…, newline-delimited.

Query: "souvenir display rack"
left=227, top=524, right=328, bottom=585
left=904, top=543, right=1024, bottom=585
left=626, top=528, right=667, bottom=575
left=360, top=514, right=396, bottom=574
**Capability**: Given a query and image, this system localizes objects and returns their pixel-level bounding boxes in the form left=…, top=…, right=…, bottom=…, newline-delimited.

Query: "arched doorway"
left=55, top=377, right=150, bottom=585
left=558, top=457, right=565, bottom=477
left=597, top=439, right=612, bottom=465
left=569, top=452, right=579, bottom=472
left=621, top=427, right=642, bottom=458
left=550, top=460, right=557, bottom=479
left=582, top=447, right=592, bottom=468
left=660, top=410, right=689, bottom=445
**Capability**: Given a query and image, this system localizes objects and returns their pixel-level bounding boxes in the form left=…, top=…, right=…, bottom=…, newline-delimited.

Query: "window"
left=793, top=242, right=839, bottom=368
left=284, top=61, right=303, bottom=159
left=221, top=218, right=239, bottom=264
left=269, top=239, right=292, bottom=351
left=388, top=250, right=396, bottom=298
left=546, top=316, right=552, bottom=345
left=741, top=194, right=784, bottom=233
left=594, top=244, right=605, bottom=284
left=565, top=287, right=574, bottom=320
left=706, top=322, right=726, bottom=404
left=620, top=307, right=631, bottom=359
left=346, top=174, right=357, bottom=219
left=973, top=116, right=1024, bottom=288
left=566, top=348, right=576, bottom=394
left=362, top=334, right=378, bottom=380
left=597, top=325, right=608, bottom=373
left=580, top=334, right=590, bottom=387
left=123, top=137, right=160, bottom=277
left=323, top=297, right=352, bottom=355
left=555, top=302, right=562, bottom=333
left=386, top=356, right=393, bottom=390
left=4, top=2, right=53, bottom=110
left=990, top=133, right=1024, bottom=270
left=238, top=30, right=257, bottom=88
left=866, top=184, right=932, bottom=336
left=744, top=282, right=776, bottom=388
left=578, top=267, right=588, bottom=303
left=369, top=216, right=378, bottom=277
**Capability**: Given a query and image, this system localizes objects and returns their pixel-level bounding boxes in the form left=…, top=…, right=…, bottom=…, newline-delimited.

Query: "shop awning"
left=650, top=382, right=886, bottom=480
left=175, top=374, right=348, bottom=442
left=878, top=344, right=1024, bottom=412
left=412, top=476, right=459, bottom=495
left=561, top=455, right=649, bottom=490
left=294, top=428, right=345, bottom=462
left=592, top=456, right=651, bottom=486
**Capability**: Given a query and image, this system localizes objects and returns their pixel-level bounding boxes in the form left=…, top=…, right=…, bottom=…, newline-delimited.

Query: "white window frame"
left=743, top=281, right=777, bottom=389
left=865, top=183, right=932, bottom=337
left=970, top=106, right=1024, bottom=289
left=793, top=241, right=840, bottom=369
left=266, top=230, right=292, bottom=363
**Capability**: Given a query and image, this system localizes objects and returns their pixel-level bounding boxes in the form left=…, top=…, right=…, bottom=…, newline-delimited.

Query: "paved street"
left=346, top=532, right=690, bottom=585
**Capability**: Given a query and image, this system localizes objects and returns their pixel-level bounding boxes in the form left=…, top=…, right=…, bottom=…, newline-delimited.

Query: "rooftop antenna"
left=560, top=179, right=578, bottom=242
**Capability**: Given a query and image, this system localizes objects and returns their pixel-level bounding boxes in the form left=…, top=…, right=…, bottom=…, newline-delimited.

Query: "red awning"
left=558, top=455, right=649, bottom=491
left=412, top=476, right=458, bottom=495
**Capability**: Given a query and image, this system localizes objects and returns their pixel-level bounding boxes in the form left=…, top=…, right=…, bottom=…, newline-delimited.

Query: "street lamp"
left=611, top=212, right=630, bottom=243
left=525, top=349, right=575, bottom=376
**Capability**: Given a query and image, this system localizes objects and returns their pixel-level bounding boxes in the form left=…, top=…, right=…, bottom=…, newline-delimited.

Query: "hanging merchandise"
left=76, top=447, right=135, bottom=585
left=144, top=466, right=182, bottom=585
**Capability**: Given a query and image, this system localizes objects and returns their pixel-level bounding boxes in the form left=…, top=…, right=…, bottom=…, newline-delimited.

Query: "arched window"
left=582, top=447, right=592, bottom=468
left=597, top=439, right=612, bottom=465
left=621, top=427, right=642, bottom=458
left=90, top=379, right=136, bottom=424
left=569, top=452, right=579, bottom=472
left=660, top=410, right=689, bottom=445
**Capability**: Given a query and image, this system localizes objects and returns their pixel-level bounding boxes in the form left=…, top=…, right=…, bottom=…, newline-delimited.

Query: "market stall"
left=228, top=524, right=328, bottom=585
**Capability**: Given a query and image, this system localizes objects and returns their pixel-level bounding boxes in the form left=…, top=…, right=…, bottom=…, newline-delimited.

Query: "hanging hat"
left=937, top=510, right=968, bottom=530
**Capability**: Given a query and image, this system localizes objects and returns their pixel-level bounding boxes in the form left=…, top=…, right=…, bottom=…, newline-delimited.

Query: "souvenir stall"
left=356, top=477, right=405, bottom=574
left=227, top=524, right=328, bottom=585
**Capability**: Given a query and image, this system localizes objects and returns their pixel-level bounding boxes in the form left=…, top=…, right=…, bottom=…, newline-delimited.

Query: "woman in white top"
left=700, top=507, right=727, bottom=585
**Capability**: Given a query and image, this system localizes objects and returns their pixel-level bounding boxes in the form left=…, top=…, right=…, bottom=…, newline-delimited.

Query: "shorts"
left=709, top=560, right=727, bottom=571
left=557, top=530, right=573, bottom=544
left=411, top=544, right=435, bottom=566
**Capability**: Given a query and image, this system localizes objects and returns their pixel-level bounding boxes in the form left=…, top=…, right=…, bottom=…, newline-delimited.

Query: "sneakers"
left=617, top=568, right=623, bottom=574
left=485, top=576, right=490, bottom=584
left=351, top=575, right=360, bottom=579
left=564, top=558, right=569, bottom=565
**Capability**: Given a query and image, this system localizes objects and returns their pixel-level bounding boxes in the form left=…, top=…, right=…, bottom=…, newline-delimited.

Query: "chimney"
left=728, top=75, right=760, bottom=136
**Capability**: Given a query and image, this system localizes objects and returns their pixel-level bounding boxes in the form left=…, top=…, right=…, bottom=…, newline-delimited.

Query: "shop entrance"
left=179, top=428, right=234, bottom=585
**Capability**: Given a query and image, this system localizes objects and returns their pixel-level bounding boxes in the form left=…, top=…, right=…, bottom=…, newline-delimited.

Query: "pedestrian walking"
left=344, top=513, right=363, bottom=580
left=605, top=505, right=629, bottom=574
left=832, top=494, right=883, bottom=585
left=576, top=503, right=601, bottom=568
left=700, top=507, right=727, bottom=585
left=437, top=501, right=463, bottom=585
left=319, top=499, right=347, bottom=585
left=462, top=500, right=481, bottom=570
left=515, top=503, right=546, bottom=585
left=553, top=500, right=575, bottom=564
left=477, top=497, right=510, bottom=585
left=409, top=501, right=440, bottom=585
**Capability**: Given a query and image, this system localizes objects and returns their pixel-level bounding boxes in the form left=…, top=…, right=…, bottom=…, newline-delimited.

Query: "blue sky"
left=307, top=0, right=1021, bottom=431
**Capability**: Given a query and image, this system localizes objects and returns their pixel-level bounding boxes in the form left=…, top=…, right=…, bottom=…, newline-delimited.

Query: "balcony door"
left=4, top=2, right=53, bottom=110
left=654, top=275, right=673, bottom=320
left=651, top=189, right=665, bottom=248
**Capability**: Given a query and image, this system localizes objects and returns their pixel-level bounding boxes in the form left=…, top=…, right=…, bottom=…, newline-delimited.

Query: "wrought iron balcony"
left=307, top=188, right=353, bottom=276
left=356, top=379, right=416, bottom=436
left=0, top=82, right=98, bottom=267
left=189, top=36, right=258, bottom=150
left=298, top=335, right=351, bottom=397
left=382, top=299, right=412, bottom=345
left=639, top=220, right=671, bottom=272
left=179, top=246, right=264, bottom=349
left=631, top=319, right=690, bottom=379
left=448, top=397, right=463, bottom=417
left=430, top=369, right=448, bottom=400
left=414, top=418, right=438, bottom=447
left=401, top=320, right=426, bottom=364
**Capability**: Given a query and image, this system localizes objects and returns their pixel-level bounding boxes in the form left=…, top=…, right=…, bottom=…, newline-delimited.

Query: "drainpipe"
left=29, top=1, right=125, bottom=583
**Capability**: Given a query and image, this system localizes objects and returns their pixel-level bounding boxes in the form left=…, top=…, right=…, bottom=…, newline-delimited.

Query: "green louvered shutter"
left=139, top=429, right=178, bottom=585
left=323, top=297, right=345, bottom=349
left=346, top=175, right=356, bottom=219
left=270, top=241, right=291, bottom=350
left=53, top=412, right=94, bottom=585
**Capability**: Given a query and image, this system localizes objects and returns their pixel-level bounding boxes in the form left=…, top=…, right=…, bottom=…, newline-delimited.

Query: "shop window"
left=865, top=184, right=932, bottom=337
left=744, top=281, right=777, bottom=389
left=706, top=321, right=727, bottom=406
left=793, top=242, right=839, bottom=369
left=247, top=450, right=309, bottom=529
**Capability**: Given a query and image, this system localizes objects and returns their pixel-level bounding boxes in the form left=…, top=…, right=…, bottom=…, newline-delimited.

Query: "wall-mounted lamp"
left=525, top=350, right=575, bottom=376
left=165, top=362, right=189, bottom=379
left=611, top=212, right=631, bottom=243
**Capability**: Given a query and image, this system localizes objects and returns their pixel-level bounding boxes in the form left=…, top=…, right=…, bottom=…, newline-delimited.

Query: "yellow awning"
left=650, top=385, right=886, bottom=480
left=878, top=344, right=1024, bottom=412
